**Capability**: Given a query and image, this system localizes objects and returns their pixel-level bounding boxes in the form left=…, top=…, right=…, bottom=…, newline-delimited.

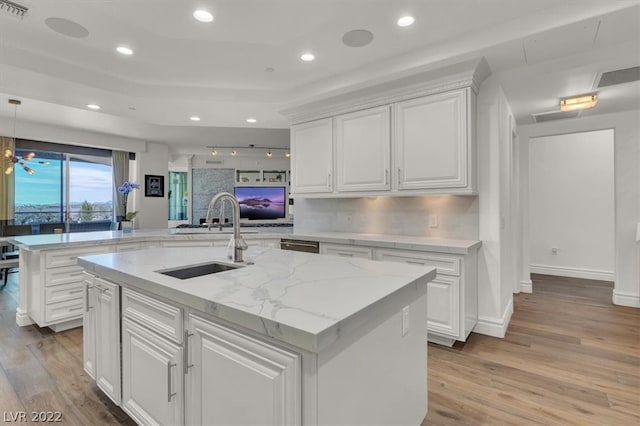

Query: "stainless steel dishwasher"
left=280, top=238, right=320, bottom=254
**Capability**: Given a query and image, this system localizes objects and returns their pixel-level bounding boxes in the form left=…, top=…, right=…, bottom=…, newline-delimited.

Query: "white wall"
left=132, top=142, right=169, bottom=229
left=519, top=110, right=640, bottom=308
left=529, top=130, right=615, bottom=280
left=294, top=196, right=478, bottom=239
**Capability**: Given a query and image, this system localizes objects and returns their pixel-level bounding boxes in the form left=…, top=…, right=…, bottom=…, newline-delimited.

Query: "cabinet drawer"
left=374, top=248, right=460, bottom=276
left=45, top=281, right=85, bottom=305
left=116, top=243, right=145, bottom=252
left=320, top=243, right=373, bottom=259
left=161, top=240, right=214, bottom=248
left=45, top=265, right=86, bottom=287
left=45, top=246, right=112, bottom=268
left=45, top=298, right=84, bottom=323
left=122, top=288, right=183, bottom=344
left=427, top=276, right=460, bottom=338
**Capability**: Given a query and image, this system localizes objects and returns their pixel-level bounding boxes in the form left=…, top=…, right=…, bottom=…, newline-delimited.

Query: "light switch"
left=429, top=215, right=438, bottom=228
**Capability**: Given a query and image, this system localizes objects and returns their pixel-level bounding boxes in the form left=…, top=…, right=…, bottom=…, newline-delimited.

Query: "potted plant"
left=118, top=181, right=139, bottom=233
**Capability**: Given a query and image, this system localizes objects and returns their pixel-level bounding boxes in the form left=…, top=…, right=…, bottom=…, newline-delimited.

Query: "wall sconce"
left=560, top=94, right=597, bottom=112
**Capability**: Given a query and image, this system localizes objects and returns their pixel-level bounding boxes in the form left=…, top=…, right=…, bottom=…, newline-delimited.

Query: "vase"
left=121, top=221, right=133, bottom=233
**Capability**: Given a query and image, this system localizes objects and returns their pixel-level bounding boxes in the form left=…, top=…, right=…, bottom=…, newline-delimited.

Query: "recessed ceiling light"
left=87, top=104, right=101, bottom=110
left=300, top=53, right=315, bottom=62
left=190, top=116, right=201, bottom=121
left=116, top=46, right=134, bottom=55
left=246, top=118, right=257, bottom=123
left=397, top=16, right=415, bottom=27
left=193, top=10, right=214, bottom=23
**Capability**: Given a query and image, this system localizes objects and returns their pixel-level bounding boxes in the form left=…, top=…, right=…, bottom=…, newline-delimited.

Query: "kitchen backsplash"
left=293, top=196, right=479, bottom=239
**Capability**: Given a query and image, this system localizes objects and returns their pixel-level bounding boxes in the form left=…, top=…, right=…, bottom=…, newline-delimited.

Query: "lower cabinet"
left=186, top=314, right=301, bottom=426
left=319, top=242, right=373, bottom=259
left=83, top=274, right=121, bottom=404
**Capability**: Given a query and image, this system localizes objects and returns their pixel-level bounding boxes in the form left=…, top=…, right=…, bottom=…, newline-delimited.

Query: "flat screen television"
left=233, top=186, right=286, bottom=220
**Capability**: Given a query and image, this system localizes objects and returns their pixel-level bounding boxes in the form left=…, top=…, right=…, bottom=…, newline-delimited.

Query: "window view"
left=14, top=147, right=113, bottom=230
left=168, top=171, right=188, bottom=220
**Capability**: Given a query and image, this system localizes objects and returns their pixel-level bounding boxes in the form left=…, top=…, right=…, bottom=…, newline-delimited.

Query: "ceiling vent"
left=596, top=66, right=640, bottom=88
left=205, top=159, right=224, bottom=165
left=531, top=110, right=580, bottom=123
left=0, top=0, right=28, bottom=18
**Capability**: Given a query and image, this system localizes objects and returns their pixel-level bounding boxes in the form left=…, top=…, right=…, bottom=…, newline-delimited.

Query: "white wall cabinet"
left=83, top=274, right=121, bottom=404
left=290, top=118, right=333, bottom=194
left=394, top=89, right=472, bottom=192
left=335, top=106, right=391, bottom=192
left=186, top=314, right=301, bottom=426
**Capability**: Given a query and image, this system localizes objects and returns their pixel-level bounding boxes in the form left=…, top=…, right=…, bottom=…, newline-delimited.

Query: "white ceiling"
left=0, top=0, right=639, bottom=149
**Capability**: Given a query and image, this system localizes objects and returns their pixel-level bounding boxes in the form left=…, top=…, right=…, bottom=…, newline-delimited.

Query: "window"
left=13, top=141, right=114, bottom=232
left=168, top=171, right=188, bottom=220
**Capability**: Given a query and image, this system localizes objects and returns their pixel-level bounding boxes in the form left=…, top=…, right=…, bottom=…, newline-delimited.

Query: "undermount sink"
left=157, top=261, right=242, bottom=279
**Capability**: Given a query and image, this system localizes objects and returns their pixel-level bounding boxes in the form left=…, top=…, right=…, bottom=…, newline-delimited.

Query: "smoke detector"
left=0, top=0, right=28, bottom=18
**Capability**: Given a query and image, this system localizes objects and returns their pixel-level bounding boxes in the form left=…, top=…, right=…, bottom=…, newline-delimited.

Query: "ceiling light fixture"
left=0, top=0, right=28, bottom=18
left=300, top=53, right=315, bottom=62
left=559, top=94, right=597, bottom=112
left=3, top=99, right=36, bottom=175
left=211, top=148, right=218, bottom=156
left=230, top=149, right=237, bottom=156
left=190, top=116, right=201, bottom=121
left=87, top=104, right=101, bottom=110
left=206, top=145, right=291, bottom=157
left=285, top=151, right=291, bottom=158
left=193, top=9, right=213, bottom=23
left=397, top=16, right=415, bottom=27
left=116, top=46, right=134, bottom=55
left=246, top=117, right=257, bottom=123
left=266, top=150, right=273, bottom=157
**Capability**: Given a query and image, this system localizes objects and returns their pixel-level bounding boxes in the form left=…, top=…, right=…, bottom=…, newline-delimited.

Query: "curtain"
left=0, top=136, right=16, bottom=223
left=112, top=150, right=129, bottom=221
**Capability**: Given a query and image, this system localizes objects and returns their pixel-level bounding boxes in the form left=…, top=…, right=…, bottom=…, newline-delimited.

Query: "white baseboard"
left=612, top=290, right=640, bottom=308
left=520, top=280, right=532, bottom=294
left=530, top=264, right=614, bottom=281
left=474, top=298, right=514, bottom=338
left=15, top=308, right=33, bottom=327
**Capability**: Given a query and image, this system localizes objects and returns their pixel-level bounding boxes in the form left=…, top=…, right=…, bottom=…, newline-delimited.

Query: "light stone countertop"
left=78, top=246, right=435, bottom=353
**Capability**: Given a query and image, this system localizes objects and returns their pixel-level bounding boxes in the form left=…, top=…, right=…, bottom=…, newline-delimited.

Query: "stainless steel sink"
left=157, top=262, right=242, bottom=279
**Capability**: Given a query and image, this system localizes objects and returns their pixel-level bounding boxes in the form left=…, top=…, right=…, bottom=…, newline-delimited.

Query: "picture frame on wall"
left=145, top=174, right=164, bottom=197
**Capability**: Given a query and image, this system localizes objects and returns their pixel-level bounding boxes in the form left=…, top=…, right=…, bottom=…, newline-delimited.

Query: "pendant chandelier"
left=3, top=99, right=36, bottom=175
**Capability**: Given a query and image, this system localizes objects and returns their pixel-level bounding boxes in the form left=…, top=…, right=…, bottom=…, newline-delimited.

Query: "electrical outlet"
left=402, top=306, right=410, bottom=336
left=429, top=215, right=438, bottom=228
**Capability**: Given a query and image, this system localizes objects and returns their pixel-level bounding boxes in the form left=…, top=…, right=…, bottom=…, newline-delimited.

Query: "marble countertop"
left=78, top=246, right=435, bottom=353
left=285, top=232, right=481, bottom=254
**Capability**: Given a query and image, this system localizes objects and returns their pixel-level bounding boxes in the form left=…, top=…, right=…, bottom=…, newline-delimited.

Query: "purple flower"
left=118, top=181, right=140, bottom=195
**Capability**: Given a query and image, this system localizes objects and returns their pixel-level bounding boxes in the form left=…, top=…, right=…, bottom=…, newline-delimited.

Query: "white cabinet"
left=290, top=118, right=333, bottom=194
left=122, top=318, right=184, bottom=426
left=186, top=314, right=301, bottom=426
left=335, top=106, right=391, bottom=192
left=83, top=274, right=121, bottom=404
left=374, top=247, right=477, bottom=346
left=394, top=88, right=473, bottom=193
left=320, top=242, right=373, bottom=259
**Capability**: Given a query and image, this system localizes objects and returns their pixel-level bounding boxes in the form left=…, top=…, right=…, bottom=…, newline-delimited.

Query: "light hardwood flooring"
left=0, top=272, right=638, bottom=425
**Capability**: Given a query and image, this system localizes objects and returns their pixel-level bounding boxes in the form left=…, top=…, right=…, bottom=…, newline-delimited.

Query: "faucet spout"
left=206, top=192, right=247, bottom=262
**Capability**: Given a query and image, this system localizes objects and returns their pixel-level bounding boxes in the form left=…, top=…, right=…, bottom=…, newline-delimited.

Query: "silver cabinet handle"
left=167, top=361, right=177, bottom=402
left=85, top=285, right=93, bottom=312
left=406, top=260, right=425, bottom=266
left=327, top=173, right=332, bottom=188
left=281, top=242, right=318, bottom=249
left=337, top=252, right=353, bottom=257
left=385, top=169, right=389, bottom=185
left=398, top=168, right=402, bottom=185
left=183, top=330, right=194, bottom=374
left=69, top=289, right=84, bottom=294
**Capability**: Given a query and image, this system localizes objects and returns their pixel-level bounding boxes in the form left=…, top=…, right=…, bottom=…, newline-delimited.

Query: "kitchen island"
left=78, top=245, right=435, bottom=425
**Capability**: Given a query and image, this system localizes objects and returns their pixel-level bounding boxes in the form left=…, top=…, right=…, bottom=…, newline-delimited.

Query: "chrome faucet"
left=205, top=192, right=247, bottom=262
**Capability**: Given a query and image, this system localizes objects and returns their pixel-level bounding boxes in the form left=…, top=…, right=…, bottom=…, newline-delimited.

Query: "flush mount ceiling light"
left=560, top=94, right=597, bottom=112
left=0, top=0, right=28, bottom=18
left=116, top=46, right=134, bottom=55
left=246, top=117, right=257, bottom=123
left=3, top=99, right=36, bottom=175
left=193, top=9, right=213, bottom=23
left=190, top=116, right=201, bottom=121
left=300, top=53, right=315, bottom=62
left=397, top=16, right=415, bottom=27
left=87, top=104, right=101, bottom=110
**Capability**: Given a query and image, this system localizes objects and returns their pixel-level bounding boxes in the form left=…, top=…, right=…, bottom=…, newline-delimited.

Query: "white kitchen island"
left=78, top=245, right=436, bottom=426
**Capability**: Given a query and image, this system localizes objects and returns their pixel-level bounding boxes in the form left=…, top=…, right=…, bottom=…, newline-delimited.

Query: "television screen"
left=233, top=186, right=286, bottom=220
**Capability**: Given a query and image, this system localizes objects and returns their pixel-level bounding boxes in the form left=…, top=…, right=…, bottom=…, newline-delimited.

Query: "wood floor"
left=0, top=272, right=638, bottom=425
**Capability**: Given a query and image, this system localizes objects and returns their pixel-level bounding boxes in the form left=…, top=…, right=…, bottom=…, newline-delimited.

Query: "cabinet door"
left=122, top=318, right=184, bottom=426
left=320, top=243, right=373, bottom=259
left=427, top=276, right=461, bottom=339
left=336, top=106, right=390, bottom=192
left=186, top=314, right=301, bottom=426
left=83, top=277, right=97, bottom=380
left=94, top=278, right=121, bottom=405
left=395, top=89, right=468, bottom=190
left=291, top=118, right=333, bottom=194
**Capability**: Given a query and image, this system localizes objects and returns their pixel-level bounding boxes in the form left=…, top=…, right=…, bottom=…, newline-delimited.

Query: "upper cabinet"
left=284, top=58, right=488, bottom=199
left=394, top=89, right=472, bottom=192
left=290, top=118, right=333, bottom=194
left=336, top=106, right=391, bottom=192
